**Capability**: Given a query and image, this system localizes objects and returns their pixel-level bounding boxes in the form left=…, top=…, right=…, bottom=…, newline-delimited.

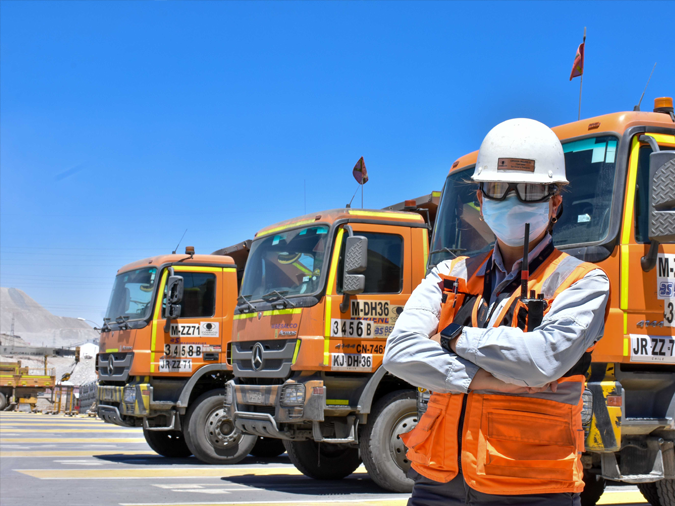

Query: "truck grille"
left=97, top=353, right=133, bottom=382
left=232, top=339, right=297, bottom=379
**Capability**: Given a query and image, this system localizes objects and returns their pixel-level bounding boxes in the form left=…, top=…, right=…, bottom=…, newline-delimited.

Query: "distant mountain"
left=0, top=288, right=98, bottom=348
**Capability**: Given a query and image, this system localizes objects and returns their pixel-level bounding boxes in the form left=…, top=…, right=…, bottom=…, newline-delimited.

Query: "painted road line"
left=1, top=450, right=154, bottom=457
left=119, top=491, right=647, bottom=506
left=1, top=438, right=146, bottom=443
left=1, top=428, right=143, bottom=432
left=17, top=466, right=368, bottom=480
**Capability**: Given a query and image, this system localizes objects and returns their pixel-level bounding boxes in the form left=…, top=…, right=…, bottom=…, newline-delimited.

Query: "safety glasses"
left=480, top=182, right=558, bottom=203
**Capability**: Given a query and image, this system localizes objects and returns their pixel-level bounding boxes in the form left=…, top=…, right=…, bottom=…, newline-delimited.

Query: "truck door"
left=622, top=132, right=675, bottom=364
left=325, top=224, right=412, bottom=373
left=152, top=267, right=225, bottom=374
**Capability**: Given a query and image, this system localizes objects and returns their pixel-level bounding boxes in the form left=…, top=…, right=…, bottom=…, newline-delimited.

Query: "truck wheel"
left=0, top=392, right=8, bottom=411
left=656, top=479, right=675, bottom=506
left=360, top=389, right=417, bottom=492
left=184, top=389, right=256, bottom=465
left=638, top=482, right=663, bottom=506
left=283, top=439, right=361, bottom=480
left=580, top=470, right=605, bottom=506
left=142, top=428, right=192, bottom=458
left=251, top=437, right=286, bottom=458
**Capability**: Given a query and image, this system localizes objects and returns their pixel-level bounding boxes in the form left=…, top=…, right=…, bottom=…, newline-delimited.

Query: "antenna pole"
left=578, top=27, right=586, bottom=121
left=361, top=183, right=364, bottom=209
left=347, top=183, right=360, bottom=208
left=172, top=229, right=188, bottom=255
left=636, top=62, right=657, bottom=111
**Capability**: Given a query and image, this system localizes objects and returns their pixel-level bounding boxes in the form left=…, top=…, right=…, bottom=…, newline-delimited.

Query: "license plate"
left=630, top=335, right=675, bottom=363
left=330, top=319, right=374, bottom=338
left=170, top=324, right=201, bottom=337
left=330, top=353, right=373, bottom=371
left=164, top=344, right=203, bottom=358
left=159, top=358, right=192, bottom=372
left=657, top=254, right=675, bottom=327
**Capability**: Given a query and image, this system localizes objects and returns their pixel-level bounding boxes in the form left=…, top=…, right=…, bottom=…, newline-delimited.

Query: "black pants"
left=408, top=469, right=581, bottom=506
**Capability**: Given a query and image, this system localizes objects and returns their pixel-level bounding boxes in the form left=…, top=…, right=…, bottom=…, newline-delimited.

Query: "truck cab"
left=430, top=99, right=675, bottom=504
left=96, top=248, right=262, bottom=463
left=226, top=197, right=437, bottom=491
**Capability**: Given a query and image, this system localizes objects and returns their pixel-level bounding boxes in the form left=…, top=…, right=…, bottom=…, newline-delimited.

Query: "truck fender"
left=356, top=366, right=388, bottom=415
left=176, top=364, right=232, bottom=408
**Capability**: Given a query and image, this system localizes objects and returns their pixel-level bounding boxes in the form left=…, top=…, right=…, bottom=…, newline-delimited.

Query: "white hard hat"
left=471, top=118, right=568, bottom=185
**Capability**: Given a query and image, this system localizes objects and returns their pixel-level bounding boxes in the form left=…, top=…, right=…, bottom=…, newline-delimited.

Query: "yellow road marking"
left=1, top=429, right=142, bottom=433
left=18, top=465, right=367, bottom=480
left=1, top=450, right=154, bottom=458
left=1, top=438, right=146, bottom=443
left=118, top=492, right=647, bottom=506
left=598, top=490, right=647, bottom=504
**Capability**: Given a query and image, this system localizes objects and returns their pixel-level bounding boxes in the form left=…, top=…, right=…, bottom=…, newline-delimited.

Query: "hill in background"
left=0, top=287, right=99, bottom=347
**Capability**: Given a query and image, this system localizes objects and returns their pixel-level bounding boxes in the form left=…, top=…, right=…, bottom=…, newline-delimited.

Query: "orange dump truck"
left=225, top=194, right=439, bottom=491
left=96, top=245, right=283, bottom=463
left=0, top=360, right=55, bottom=410
left=428, top=98, right=675, bottom=504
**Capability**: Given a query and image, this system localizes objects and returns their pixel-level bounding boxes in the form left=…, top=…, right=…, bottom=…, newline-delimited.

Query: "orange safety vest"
left=401, top=245, right=608, bottom=496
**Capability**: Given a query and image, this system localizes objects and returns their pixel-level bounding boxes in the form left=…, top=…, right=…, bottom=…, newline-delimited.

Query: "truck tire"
left=0, top=392, right=8, bottom=411
left=656, top=479, right=675, bottom=506
left=251, top=437, right=286, bottom=458
left=360, top=389, right=417, bottom=492
left=142, top=428, right=192, bottom=458
left=638, top=482, right=663, bottom=506
left=580, top=471, right=605, bottom=506
left=184, top=389, right=256, bottom=465
left=283, top=439, right=361, bottom=480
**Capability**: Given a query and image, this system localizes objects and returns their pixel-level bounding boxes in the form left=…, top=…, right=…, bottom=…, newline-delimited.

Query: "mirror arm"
left=164, top=267, right=176, bottom=333
left=338, top=225, right=355, bottom=313
left=641, top=240, right=660, bottom=272
left=639, top=135, right=660, bottom=152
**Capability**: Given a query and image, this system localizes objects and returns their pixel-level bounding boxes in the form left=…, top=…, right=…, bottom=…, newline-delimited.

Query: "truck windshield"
left=430, top=135, right=619, bottom=267
left=240, top=225, right=329, bottom=301
left=105, top=267, right=158, bottom=321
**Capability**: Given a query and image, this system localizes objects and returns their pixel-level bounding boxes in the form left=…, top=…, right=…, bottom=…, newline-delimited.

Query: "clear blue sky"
left=1, top=1, right=673, bottom=326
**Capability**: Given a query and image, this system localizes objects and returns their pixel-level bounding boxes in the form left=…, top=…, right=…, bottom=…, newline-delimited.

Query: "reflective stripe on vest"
left=401, top=248, right=606, bottom=495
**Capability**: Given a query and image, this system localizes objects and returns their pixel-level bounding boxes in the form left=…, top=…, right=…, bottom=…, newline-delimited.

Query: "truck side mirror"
left=642, top=145, right=675, bottom=271
left=165, top=275, right=184, bottom=318
left=342, top=236, right=368, bottom=295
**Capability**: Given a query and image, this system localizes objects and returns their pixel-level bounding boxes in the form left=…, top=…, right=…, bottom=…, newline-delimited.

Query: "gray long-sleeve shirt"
left=383, top=238, right=610, bottom=393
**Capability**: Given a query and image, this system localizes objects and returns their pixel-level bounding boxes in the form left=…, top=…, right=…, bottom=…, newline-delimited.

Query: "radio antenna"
left=634, top=62, right=657, bottom=111
left=172, top=229, right=188, bottom=254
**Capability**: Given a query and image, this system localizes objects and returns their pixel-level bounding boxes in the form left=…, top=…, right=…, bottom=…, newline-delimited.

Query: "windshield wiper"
left=429, top=247, right=467, bottom=259
left=237, top=294, right=257, bottom=312
left=115, top=315, right=130, bottom=330
left=261, top=290, right=296, bottom=308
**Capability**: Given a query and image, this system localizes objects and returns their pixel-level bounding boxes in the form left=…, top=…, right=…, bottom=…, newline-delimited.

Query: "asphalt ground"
left=0, top=411, right=649, bottom=506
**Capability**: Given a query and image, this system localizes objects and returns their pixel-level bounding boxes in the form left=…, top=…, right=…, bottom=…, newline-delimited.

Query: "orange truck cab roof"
left=117, top=253, right=237, bottom=275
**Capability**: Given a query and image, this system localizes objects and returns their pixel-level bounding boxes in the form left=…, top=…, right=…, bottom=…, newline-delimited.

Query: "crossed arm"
left=382, top=261, right=609, bottom=393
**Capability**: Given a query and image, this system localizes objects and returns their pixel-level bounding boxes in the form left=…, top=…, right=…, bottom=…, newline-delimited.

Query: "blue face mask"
left=481, top=195, right=550, bottom=247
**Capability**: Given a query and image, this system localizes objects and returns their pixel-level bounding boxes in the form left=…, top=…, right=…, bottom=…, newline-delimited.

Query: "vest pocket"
left=482, top=409, right=577, bottom=482
left=400, top=398, right=459, bottom=477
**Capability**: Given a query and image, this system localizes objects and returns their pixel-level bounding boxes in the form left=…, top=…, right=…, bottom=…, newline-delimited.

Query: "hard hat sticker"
left=200, top=322, right=220, bottom=337
left=497, top=158, right=536, bottom=172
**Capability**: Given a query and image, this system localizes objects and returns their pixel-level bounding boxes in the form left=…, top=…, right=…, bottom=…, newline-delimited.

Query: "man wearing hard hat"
left=384, top=119, right=610, bottom=505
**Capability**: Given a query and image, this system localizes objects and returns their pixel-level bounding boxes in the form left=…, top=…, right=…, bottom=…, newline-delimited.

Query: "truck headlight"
left=223, top=382, right=233, bottom=406
left=124, top=386, right=136, bottom=404
left=581, top=388, right=593, bottom=427
left=280, top=384, right=305, bottom=406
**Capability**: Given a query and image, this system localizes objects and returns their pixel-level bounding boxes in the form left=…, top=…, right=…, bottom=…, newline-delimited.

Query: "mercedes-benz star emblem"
left=252, top=343, right=264, bottom=372
left=107, top=355, right=115, bottom=377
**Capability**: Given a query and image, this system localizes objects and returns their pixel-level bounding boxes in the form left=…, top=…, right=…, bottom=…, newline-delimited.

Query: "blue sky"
left=1, top=1, right=673, bottom=326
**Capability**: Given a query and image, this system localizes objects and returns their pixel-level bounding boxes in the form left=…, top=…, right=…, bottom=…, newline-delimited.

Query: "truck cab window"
left=337, top=233, right=404, bottom=294
left=163, top=272, right=216, bottom=318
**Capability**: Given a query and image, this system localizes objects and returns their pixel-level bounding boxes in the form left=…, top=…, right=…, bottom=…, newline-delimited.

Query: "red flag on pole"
left=569, top=42, right=585, bottom=81
left=352, top=157, right=368, bottom=184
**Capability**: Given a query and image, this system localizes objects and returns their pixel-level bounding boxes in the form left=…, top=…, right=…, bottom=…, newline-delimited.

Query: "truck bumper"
left=227, top=378, right=327, bottom=440
left=97, top=383, right=152, bottom=423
